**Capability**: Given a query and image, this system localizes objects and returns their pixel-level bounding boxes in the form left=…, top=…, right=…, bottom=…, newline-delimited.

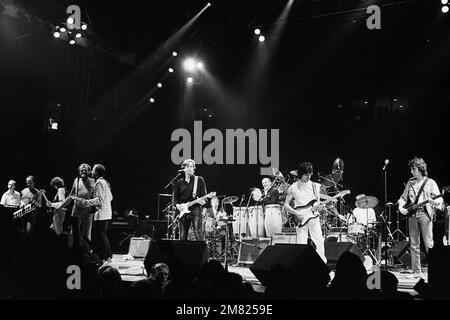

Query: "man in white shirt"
left=284, top=162, right=327, bottom=263
left=0, top=180, right=21, bottom=207
left=398, top=157, right=443, bottom=277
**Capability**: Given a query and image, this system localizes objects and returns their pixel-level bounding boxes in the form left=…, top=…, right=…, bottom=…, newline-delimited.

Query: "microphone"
left=382, top=159, right=389, bottom=171
left=177, top=169, right=186, bottom=173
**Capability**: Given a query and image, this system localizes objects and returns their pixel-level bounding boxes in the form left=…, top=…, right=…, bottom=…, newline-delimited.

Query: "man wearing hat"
left=349, top=194, right=377, bottom=226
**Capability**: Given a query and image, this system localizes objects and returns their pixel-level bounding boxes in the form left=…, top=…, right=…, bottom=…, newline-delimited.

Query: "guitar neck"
left=411, top=194, right=442, bottom=210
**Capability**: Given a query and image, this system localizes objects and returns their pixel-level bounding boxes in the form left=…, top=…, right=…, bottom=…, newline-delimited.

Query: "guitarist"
left=284, top=162, right=327, bottom=263
left=174, top=159, right=207, bottom=241
left=398, top=157, right=443, bottom=277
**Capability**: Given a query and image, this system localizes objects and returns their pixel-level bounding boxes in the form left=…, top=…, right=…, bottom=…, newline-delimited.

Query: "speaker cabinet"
left=144, top=240, right=208, bottom=280
left=325, top=241, right=364, bottom=270
left=389, top=240, right=426, bottom=268
left=250, top=244, right=330, bottom=287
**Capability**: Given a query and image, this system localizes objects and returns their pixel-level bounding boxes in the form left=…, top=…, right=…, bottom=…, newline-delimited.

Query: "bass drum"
left=325, top=227, right=356, bottom=244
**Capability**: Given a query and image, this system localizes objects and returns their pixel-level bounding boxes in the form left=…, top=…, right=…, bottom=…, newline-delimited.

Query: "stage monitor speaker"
left=144, top=240, right=208, bottom=280
left=139, top=220, right=167, bottom=240
left=237, top=238, right=271, bottom=264
left=325, top=241, right=364, bottom=270
left=390, top=240, right=426, bottom=268
left=249, top=244, right=330, bottom=287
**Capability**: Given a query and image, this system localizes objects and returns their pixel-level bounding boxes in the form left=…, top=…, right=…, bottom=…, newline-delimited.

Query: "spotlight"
left=60, top=27, right=67, bottom=33
left=53, top=31, right=61, bottom=38
left=364, top=101, right=368, bottom=104
left=81, top=24, right=87, bottom=30
left=207, top=2, right=211, bottom=7
left=183, top=58, right=197, bottom=72
left=75, top=33, right=82, bottom=38
left=196, top=62, right=203, bottom=70
left=157, top=83, right=162, bottom=88
left=172, top=51, right=178, bottom=57
left=254, top=28, right=261, bottom=35
left=69, top=39, right=76, bottom=45
left=168, top=68, right=174, bottom=73
left=258, top=35, right=265, bottom=42
left=187, top=77, right=194, bottom=84
left=150, top=98, right=155, bottom=103
left=442, top=5, right=449, bottom=13
left=67, top=17, right=74, bottom=24
left=442, top=0, right=448, bottom=5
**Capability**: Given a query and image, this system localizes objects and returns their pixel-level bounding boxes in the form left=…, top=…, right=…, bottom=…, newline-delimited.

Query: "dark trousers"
left=92, top=220, right=112, bottom=260
left=180, top=207, right=202, bottom=241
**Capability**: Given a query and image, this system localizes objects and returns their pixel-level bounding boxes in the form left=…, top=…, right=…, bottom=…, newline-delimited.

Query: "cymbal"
left=290, top=170, right=298, bottom=176
left=356, top=196, right=379, bottom=209
left=222, top=196, right=239, bottom=205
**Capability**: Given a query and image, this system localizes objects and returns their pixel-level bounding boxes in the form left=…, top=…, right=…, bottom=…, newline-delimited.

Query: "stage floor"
left=105, top=254, right=424, bottom=298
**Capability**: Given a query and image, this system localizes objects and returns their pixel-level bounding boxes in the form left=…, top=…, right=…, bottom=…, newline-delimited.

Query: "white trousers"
left=296, top=217, right=327, bottom=263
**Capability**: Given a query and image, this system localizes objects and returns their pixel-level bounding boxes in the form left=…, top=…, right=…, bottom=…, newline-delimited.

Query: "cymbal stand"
left=164, top=171, right=182, bottom=240
left=362, top=209, right=381, bottom=265
left=391, top=208, right=407, bottom=241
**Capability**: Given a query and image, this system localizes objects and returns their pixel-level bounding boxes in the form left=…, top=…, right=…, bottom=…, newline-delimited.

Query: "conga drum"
left=248, top=206, right=265, bottom=238
left=264, top=204, right=282, bottom=238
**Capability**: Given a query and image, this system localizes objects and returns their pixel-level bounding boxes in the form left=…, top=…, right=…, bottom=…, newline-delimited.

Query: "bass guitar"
left=175, top=192, right=216, bottom=220
left=291, top=190, right=351, bottom=227
left=399, top=186, right=448, bottom=217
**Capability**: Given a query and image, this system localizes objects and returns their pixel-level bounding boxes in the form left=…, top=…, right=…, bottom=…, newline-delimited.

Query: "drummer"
left=348, top=194, right=377, bottom=227
left=202, top=196, right=220, bottom=237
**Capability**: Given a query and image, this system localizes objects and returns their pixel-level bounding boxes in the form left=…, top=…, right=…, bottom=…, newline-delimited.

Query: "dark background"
left=0, top=0, right=449, bottom=225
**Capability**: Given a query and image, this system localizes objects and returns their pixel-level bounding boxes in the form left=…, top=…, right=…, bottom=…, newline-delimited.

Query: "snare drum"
left=248, top=206, right=265, bottom=237
left=264, top=204, right=282, bottom=238
left=348, top=223, right=366, bottom=236
left=232, top=207, right=248, bottom=237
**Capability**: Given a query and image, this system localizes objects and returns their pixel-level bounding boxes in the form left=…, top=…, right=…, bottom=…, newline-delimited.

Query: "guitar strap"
left=312, top=182, right=320, bottom=202
left=414, top=178, right=428, bottom=205
left=192, top=176, right=198, bottom=198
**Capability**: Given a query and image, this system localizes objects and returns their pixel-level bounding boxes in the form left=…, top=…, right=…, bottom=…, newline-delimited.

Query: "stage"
left=105, top=254, right=424, bottom=298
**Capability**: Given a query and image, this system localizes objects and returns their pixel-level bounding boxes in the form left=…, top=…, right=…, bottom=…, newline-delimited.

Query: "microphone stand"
left=164, top=172, right=182, bottom=240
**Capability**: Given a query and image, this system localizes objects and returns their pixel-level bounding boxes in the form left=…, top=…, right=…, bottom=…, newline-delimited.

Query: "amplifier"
left=237, top=237, right=271, bottom=264
left=271, top=233, right=297, bottom=245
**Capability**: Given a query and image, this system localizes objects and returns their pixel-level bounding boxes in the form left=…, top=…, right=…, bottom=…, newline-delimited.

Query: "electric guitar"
left=175, top=192, right=216, bottom=220
left=291, top=190, right=351, bottom=227
left=399, top=186, right=449, bottom=217
left=41, top=189, right=71, bottom=213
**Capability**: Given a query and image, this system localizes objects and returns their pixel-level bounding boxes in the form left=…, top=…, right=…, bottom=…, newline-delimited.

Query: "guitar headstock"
left=339, top=190, right=351, bottom=197
left=40, top=189, right=46, bottom=194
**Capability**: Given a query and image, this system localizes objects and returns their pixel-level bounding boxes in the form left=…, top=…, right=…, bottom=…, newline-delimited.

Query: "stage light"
left=168, top=67, right=174, bottom=73
left=258, top=35, right=265, bottom=42
left=69, top=39, right=76, bottom=45
left=207, top=3, right=211, bottom=7
left=60, top=27, right=66, bottom=32
left=67, top=17, right=74, bottom=24
left=187, top=76, right=194, bottom=84
left=442, top=5, right=449, bottom=13
left=150, top=98, right=155, bottom=103
left=393, top=98, right=397, bottom=102
left=53, top=31, right=60, bottom=38
left=254, top=28, right=261, bottom=35
left=81, top=24, right=87, bottom=30
left=157, top=83, right=162, bottom=88
left=75, top=33, right=82, bottom=38
left=442, top=0, right=448, bottom=5
left=183, top=58, right=197, bottom=72
left=196, top=62, right=203, bottom=70
left=172, top=51, right=178, bottom=56
left=364, top=101, right=368, bottom=104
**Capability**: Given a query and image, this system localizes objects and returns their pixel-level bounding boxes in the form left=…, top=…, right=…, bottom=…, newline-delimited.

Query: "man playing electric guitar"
left=398, top=157, right=443, bottom=277
left=174, top=159, right=208, bottom=241
left=284, top=162, right=327, bottom=263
